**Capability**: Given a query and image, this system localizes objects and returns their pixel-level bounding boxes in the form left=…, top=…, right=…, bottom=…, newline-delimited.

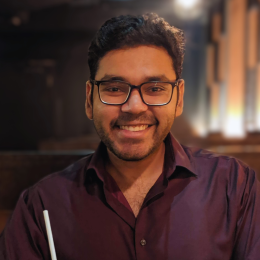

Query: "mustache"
left=110, top=114, right=158, bottom=127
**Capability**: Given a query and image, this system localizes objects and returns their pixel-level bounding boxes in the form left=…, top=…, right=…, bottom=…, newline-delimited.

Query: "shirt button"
left=140, top=239, right=146, bottom=246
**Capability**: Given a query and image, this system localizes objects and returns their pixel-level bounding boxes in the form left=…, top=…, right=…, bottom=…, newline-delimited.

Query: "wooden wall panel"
left=207, top=44, right=215, bottom=87
left=209, top=83, right=220, bottom=132
left=224, top=0, right=247, bottom=137
left=218, top=34, right=226, bottom=82
left=212, top=13, right=222, bottom=42
left=247, top=7, right=259, bottom=69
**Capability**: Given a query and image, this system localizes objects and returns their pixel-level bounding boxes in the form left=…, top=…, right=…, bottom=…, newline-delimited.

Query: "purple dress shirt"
left=0, top=133, right=260, bottom=260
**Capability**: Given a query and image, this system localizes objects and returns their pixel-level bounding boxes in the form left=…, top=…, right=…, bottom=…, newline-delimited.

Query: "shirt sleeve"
left=0, top=188, right=50, bottom=260
left=232, top=167, right=260, bottom=260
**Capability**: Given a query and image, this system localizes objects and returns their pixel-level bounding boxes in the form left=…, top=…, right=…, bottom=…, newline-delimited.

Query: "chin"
left=111, top=150, right=151, bottom=161
left=108, top=142, right=158, bottom=161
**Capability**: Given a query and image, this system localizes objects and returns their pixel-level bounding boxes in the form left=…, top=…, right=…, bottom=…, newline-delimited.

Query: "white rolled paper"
left=43, top=210, right=57, bottom=260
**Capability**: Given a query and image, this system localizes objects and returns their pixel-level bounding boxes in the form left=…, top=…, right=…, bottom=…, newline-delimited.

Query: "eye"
left=145, top=85, right=166, bottom=92
left=106, top=87, right=120, bottom=92
left=100, top=82, right=129, bottom=93
left=149, top=86, right=164, bottom=92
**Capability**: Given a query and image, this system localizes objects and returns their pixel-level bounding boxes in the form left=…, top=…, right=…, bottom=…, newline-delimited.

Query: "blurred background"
left=1, top=0, right=260, bottom=231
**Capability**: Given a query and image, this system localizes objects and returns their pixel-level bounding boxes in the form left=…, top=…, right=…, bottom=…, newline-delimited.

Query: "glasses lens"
left=141, top=82, right=173, bottom=105
left=99, top=81, right=130, bottom=104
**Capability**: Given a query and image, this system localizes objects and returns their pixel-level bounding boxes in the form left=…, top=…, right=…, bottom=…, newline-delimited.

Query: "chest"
left=122, top=184, right=150, bottom=217
left=119, top=177, right=158, bottom=217
left=51, top=182, right=234, bottom=260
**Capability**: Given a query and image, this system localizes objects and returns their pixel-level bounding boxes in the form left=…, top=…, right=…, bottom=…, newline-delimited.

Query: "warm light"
left=209, top=84, right=220, bottom=132
left=223, top=113, right=245, bottom=138
left=175, top=0, right=200, bottom=9
left=192, top=116, right=208, bottom=137
left=256, top=63, right=260, bottom=130
left=172, top=0, right=204, bottom=20
left=11, top=16, right=21, bottom=26
left=222, top=0, right=246, bottom=139
left=195, top=123, right=208, bottom=137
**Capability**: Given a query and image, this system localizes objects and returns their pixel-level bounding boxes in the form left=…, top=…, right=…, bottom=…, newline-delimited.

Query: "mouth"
left=113, top=123, right=156, bottom=139
left=118, top=125, right=150, bottom=132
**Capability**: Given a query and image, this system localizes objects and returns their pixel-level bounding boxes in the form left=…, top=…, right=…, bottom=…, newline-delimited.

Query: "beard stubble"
left=93, top=112, right=174, bottom=161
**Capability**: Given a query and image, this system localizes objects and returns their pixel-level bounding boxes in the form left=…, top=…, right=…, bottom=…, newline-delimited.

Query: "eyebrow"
left=99, top=74, right=173, bottom=82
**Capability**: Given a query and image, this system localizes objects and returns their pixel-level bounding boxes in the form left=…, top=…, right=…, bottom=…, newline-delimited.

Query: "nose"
left=121, top=89, right=148, bottom=114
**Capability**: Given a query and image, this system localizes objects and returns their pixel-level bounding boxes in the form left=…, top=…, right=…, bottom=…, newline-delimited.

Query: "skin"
left=85, top=45, right=184, bottom=216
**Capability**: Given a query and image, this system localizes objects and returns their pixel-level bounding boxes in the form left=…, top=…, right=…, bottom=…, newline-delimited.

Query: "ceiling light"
left=175, top=0, right=200, bottom=10
left=173, top=0, right=205, bottom=20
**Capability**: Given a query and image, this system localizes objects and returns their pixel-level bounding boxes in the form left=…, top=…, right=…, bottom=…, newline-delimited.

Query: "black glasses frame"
left=90, top=79, right=180, bottom=106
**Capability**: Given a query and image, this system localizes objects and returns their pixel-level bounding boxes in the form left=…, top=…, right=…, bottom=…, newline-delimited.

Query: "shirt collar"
left=164, top=132, right=197, bottom=178
left=86, top=141, right=108, bottom=182
left=86, top=132, right=197, bottom=182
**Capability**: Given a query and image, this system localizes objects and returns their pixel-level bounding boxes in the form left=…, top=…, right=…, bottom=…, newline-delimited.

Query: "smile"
left=119, top=125, right=149, bottom=131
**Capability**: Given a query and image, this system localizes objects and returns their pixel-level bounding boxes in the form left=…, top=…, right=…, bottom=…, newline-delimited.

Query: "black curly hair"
left=88, top=13, right=185, bottom=82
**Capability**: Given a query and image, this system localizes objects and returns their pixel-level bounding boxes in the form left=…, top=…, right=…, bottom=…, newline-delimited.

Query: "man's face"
left=86, top=45, right=184, bottom=161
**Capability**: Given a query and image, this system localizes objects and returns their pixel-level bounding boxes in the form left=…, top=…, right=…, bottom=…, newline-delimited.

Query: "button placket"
left=135, top=209, right=149, bottom=260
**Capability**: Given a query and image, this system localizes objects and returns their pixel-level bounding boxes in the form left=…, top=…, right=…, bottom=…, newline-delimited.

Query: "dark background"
left=0, top=0, right=215, bottom=151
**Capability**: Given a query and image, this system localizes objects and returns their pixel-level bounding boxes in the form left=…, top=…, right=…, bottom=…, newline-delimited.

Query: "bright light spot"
left=173, top=0, right=204, bottom=20
left=192, top=116, right=208, bottom=137
left=256, top=112, right=260, bottom=131
left=223, top=114, right=245, bottom=138
left=175, top=0, right=200, bottom=9
left=209, top=84, right=220, bottom=132
left=209, top=116, right=220, bottom=132
left=256, top=64, right=260, bottom=131
left=195, top=124, right=208, bottom=137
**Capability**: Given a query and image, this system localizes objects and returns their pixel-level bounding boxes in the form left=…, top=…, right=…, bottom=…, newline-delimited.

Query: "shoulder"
left=181, top=145, right=258, bottom=188
left=181, top=145, right=260, bottom=207
left=11, top=154, right=96, bottom=229
left=182, top=145, right=249, bottom=172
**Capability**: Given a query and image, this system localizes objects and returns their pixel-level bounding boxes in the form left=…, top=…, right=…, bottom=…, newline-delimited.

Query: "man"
left=1, top=13, right=260, bottom=260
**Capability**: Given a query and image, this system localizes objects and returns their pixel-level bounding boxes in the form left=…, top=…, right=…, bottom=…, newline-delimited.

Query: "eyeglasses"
left=90, top=79, right=180, bottom=106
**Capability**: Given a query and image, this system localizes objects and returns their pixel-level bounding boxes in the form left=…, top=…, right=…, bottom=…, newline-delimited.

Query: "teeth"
left=119, top=125, right=149, bottom=131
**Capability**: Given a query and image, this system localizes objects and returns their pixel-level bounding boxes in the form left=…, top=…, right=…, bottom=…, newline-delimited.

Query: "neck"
left=105, top=142, right=165, bottom=189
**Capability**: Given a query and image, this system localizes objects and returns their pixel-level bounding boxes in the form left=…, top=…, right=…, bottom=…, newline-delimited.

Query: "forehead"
left=95, top=45, right=176, bottom=82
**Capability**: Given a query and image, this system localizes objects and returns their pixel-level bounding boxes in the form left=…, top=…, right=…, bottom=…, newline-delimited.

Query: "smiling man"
left=86, top=45, right=184, bottom=216
left=1, top=13, right=260, bottom=260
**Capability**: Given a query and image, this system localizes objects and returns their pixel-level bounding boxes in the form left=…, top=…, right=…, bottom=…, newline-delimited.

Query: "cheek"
left=93, top=103, right=119, bottom=126
left=92, top=91, right=106, bottom=117
left=154, top=106, right=176, bottom=130
left=154, top=105, right=176, bottom=119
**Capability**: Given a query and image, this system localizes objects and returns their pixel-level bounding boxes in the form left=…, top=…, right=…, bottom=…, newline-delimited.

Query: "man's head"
left=85, top=13, right=185, bottom=161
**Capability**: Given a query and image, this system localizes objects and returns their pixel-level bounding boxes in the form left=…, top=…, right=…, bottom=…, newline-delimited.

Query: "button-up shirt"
left=1, top=133, right=260, bottom=260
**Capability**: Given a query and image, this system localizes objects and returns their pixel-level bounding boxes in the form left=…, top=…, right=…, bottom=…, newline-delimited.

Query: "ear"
left=175, top=79, right=185, bottom=117
left=85, top=80, right=93, bottom=120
